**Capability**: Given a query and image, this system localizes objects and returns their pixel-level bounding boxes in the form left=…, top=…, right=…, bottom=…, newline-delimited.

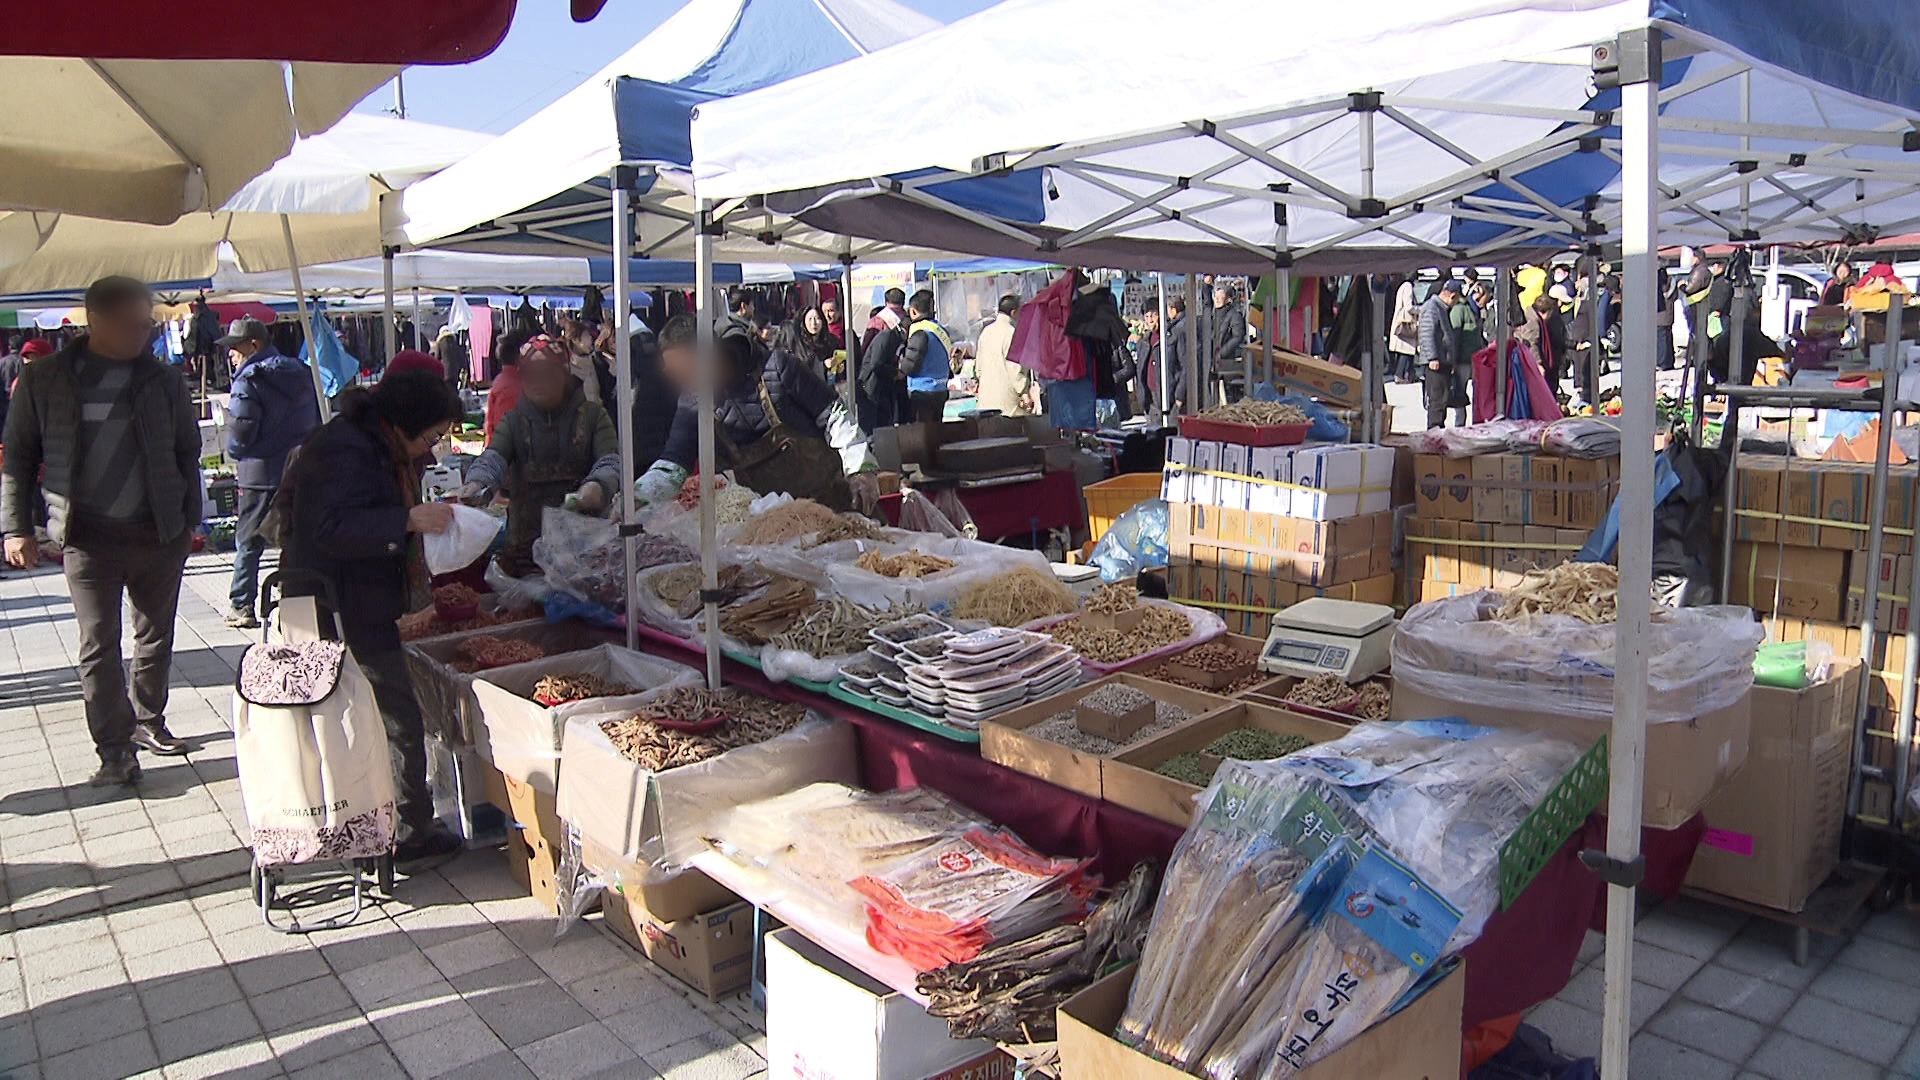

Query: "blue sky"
left=354, top=0, right=999, bottom=134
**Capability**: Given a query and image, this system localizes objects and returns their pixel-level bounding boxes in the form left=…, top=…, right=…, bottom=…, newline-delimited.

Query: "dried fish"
left=806, top=513, right=892, bottom=547
left=718, top=577, right=815, bottom=644
left=1198, top=401, right=1309, bottom=426
left=854, top=551, right=957, bottom=578
left=598, top=686, right=808, bottom=771
left=531, top=672, right=637, bottom=704
left=771, top=598, right=923, bottom=658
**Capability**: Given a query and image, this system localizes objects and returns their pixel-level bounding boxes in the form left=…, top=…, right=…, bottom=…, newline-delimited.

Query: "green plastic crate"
left=1497, top=734, right=1610, bottom=909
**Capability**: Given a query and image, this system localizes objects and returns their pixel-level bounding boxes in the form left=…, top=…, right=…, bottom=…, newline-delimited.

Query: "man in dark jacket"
left=1162, top=297, right=1191, bottom=414
left=1210, top=285, right=1245, bottom=401
left=221, top=317, right=321, bottom=628
left=3, top=277, right=201, bottom=785
left=856, top=289, right=909, bottom=431
left=1417, top=279, right=1462, bottom=429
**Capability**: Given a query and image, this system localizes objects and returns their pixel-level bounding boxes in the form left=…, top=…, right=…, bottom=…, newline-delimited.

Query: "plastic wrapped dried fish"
left=771, top=598, right=923, bottom=659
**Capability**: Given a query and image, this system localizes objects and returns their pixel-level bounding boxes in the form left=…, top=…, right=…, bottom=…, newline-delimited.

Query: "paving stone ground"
left=0, top=552, right=767, bottom=1080
left=5, top=548, right=1920, bottom=1079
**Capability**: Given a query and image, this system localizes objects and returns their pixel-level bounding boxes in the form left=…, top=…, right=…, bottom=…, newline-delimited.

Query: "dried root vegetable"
left=854, top=551, right=957, bottom=578
left=772, top=598, right=921, bottom=658
left=1083, top=582, right=1142, bottom=615
left=719, top=577, right=816, bottom=644
left=806, top=513, right=891, bottom=547
left=731, top=499, right=838, bottom=546
left=1048, top=605, right=1190, bottom=664
left=598, top=686, right=809, bottom=771
left=1284, top=673, right=1356, bottom=710
left=1350, top=681, right=1391, bottom=722
left=1199, top=400, right=1309, bottom=425
left=1494, top=562, right=1619, bottom=624
left=952, top=565, right=1078, bottom=627
left=399, top=606, right=530, bottom=642
left=531, top=672, right=637, bottom=705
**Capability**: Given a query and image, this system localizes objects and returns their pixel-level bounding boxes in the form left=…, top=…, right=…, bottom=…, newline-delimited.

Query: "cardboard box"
left=556, top=715, right=859, bottom=877
left=1162, top=437, right=1195, bottom=504
left=1190, top=440, right=1221, bottom=507
left=980, top=675, right=1235, bottom=799
left=1104, top=702, right=1351, bottom=826
left=1817, top=462, right=1874, bottom=551
left=1249, top=345, right=1365, bottom=407
left=1392, top=686, right=1749, bottom=830
left=765, top=929, right=1000, bottom=1080
left=1735, top=458, right=1784, bottom=543
left=1057, top=962, right=1463, bottom=1080
left=1289, top=446, right=1395, bottom=520
left=1472, top=455, right=1505, bottom=523
left=1527, top=456, right=1562, bottom=527
left=604, top=894, right=755, bottom=1001
left=1727, top=544, right=1849, bottom=622
left=1685, top=663, right=1861, bottom=913
left=1558, top=456, right=1620, bottom=530
left=1781, top=462, right=1821, bottom=548
left=470, top=644, right=700, bottom=793
left=1846, top=553, right=1912, bottom=629
left=1219, top=443, right=1252, bottom=511
left=1413, top=454, right=1469, bottom=521
left=494, top=771, right=565, bottom=911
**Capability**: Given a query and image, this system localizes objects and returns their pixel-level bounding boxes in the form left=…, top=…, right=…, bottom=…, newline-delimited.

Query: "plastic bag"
left=1391, top=593, right=1764, bottom=724
left=1247, top=384, right=1348, bottom=442
left=897, top=489, right=966, bottom=538
left=531, top=508, right=626, bottom=608
left=1088, top=498, right=1169, bottom=583
left=1402, top=419, right=1546, bottom=458
left=485, top=558, right=553, bottom=610
left=424, top=504, right=501, bottom=575
left=827, top=536, right=1049, bottom=612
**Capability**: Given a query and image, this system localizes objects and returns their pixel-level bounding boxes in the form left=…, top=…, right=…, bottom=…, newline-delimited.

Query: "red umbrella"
left=0, top=0, right=520, bottom=65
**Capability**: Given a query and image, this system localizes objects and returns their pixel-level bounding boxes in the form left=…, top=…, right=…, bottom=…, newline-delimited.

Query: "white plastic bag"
left=424, top=504, right=501, bottom=575
left=1392, top=593, right=1764, bottom=723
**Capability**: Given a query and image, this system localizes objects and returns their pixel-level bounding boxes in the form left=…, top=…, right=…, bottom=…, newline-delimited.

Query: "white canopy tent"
left=0, top=58, right=397, bottom=226
left=690, top=2, right=1920, bottom=1074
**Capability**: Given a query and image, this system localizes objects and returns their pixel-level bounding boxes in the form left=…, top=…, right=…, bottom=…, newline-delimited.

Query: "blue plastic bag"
left=1088, top=497, right=1169, bottom=582
left=1247, top=383, right=1349, bottom=441
left=299, top=310, right=362, bottom=397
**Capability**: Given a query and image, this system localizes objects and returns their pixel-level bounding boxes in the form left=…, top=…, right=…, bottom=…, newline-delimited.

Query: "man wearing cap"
left=1417, top=280, right=1464, bottom=429
left=221, top=316, right=321, bottom=628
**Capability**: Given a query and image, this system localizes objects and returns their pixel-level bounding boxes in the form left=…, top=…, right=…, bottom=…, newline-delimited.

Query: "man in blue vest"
left=902, top=289, right=953, bottom=426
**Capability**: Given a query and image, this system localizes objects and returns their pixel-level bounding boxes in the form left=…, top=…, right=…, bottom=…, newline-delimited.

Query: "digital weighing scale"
left=1258, top=598, right=1396, bottom=681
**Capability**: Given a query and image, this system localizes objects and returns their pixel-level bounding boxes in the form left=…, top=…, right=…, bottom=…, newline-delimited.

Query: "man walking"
left=1210, top=285, right=1245, bottom=402
left=220, top=317, right=321, bottom=628
left=973, top=294, right=1031, bottom=417
left=3, top=277, right=201, bottom=785
left=1418, top=279, right=1463, bottom=430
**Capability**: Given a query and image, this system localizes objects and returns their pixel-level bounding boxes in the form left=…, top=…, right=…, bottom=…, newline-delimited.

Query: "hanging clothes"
left=1008, top=273, right=1081, bottom=381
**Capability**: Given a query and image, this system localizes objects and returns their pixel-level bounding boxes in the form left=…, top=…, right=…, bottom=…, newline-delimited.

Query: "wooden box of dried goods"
left=1057, top=961, right=1463, bottom=1080
left=1076, top=684, right=1157, bottom=742
left=403, top=620, right=618, bottom=746
left=1103, top=702, right=1350, bottom=826
left=471, top=645, right=701, bottom=793
left=555, top=699, right=859, bottom=875
left=1240, top=673, right=1394, bottom=726
left=980, top=674, right=1234, bottom=799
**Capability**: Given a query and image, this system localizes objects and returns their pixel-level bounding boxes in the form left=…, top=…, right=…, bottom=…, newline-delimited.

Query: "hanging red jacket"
left=1007, top=273, right=1084, bottom=381
left=1470, top=340, right=1563, bottom=423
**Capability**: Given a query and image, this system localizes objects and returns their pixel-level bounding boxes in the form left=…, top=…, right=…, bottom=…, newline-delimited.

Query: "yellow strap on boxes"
left=1733, top=507, right=1916, bottom=538
left=1162, top=461, right=1390, bottom=496
left=1402, top=535, right=1585, bottom=551
left=1172, top=595, right=1283, bottom=616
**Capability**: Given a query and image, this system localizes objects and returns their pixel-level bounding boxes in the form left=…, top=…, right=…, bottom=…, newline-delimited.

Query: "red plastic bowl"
left=1176, top=415, right=1312, bottom=446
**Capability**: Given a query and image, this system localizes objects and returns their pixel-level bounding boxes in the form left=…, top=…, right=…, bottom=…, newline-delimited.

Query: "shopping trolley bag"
left=234, top=572, right=396, bottom=871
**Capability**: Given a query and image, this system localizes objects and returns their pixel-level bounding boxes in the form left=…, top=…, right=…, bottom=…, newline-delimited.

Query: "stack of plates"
left=904, top=628, right=1082, bottom=725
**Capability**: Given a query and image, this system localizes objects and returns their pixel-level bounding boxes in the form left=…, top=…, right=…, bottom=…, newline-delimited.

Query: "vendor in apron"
left=459, top=336, right=621, bottom=576
left=638, top=314, right=854, bottom=510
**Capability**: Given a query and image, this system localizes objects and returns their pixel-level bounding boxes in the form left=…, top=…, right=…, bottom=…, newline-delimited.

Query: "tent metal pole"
left=1267, top=274, right=1282, bottom=388
left=1494, top=274, right=1508, bottom=417
left=411, top=287, right=422, bottom=351
left=1585, top=257, right=1602, bottom=410
left=280, top=214, right=330, bottom=421
left=1184, top=275, right=1199, bottom=414
left=1848, top=299, right=1900, bottom=819
left=1156, top=273, right=1170, bottom=424
left=611, top=169, right=639, bottom=653
left=695, top=199, right=721, bottom=690
left=840, top=250, right=856, bottom=412
left=1897, top=427, right=1920, bottom=826
left=1494, top=270, right=1511, bottom=418
left=1368, top=277, right=1386, bottom=443
left=382, top=246, right=397, bottom=366
left=1602, top=29, right=1661, bottom=1080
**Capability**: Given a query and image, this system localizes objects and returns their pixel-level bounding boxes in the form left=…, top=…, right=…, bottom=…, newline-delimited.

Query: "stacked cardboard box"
left=1728, top=543, right=1850, bottom=622
left=1846, top=551, right=1913, bottom=630
left=1733, top=458, right=1917, bottom=554
left=1161, top=438, right=1399, bottom=634
left=1412, top=452, right=1620, bottom=529
left=1403, top=517, right=1587, bottom=602
left=1758, top=613, right=1911, bottom=784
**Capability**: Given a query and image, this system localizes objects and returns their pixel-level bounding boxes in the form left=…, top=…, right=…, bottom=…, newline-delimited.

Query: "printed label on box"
left=1701, top=827, right=1755, bottom=858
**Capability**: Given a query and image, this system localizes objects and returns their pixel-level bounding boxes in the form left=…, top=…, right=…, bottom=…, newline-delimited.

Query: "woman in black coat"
left=279, top=370, right=465, bottom=870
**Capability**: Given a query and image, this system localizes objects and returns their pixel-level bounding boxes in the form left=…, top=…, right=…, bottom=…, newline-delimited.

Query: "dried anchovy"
left=719, top=577, right=815, bottom=644
left=1197, top=400, right=1309, bottom=425
left=598, top=686, right=809, bottom=771
left=806, top=513, right=892, bottom=547
left=531, top=672, right=637, bottom=703
left=399, top=606, right=529, bottom=641
left=1048, top=606, right=1191, bottom=664
left=1084, top=582, right=1142, bottom=615
left=455, top=636, right=545, bottom=668
left=771, top=598, right=923, bottom=658
left=854, top=551, right=957, bottom=578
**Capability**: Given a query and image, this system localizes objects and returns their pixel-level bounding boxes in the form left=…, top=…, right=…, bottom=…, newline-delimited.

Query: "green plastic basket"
left=1497, top=734, right=1610, bottom=909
